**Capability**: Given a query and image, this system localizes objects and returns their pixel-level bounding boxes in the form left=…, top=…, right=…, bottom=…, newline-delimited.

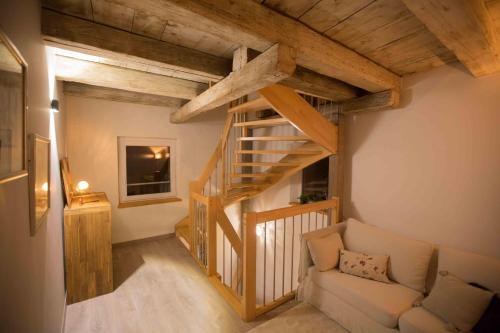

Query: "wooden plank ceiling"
left=259, top=0, right=457, bottom=75
left=42, top=0, right=500, bottom=119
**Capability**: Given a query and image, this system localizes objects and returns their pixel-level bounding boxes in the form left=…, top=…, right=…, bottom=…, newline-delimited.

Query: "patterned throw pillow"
left=339, top=249, right=390, bottom=283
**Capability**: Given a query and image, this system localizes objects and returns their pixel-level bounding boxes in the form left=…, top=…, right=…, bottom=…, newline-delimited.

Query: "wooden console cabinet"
left=63, top=193, right=113, bottom=304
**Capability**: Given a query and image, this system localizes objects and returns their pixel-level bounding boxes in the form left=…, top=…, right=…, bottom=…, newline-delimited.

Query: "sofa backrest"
left=342, top=218, right=433, bottom=293
left=437, top=246, right=500, bottom=293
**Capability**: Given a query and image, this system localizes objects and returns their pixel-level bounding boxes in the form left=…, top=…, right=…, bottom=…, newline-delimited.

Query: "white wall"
left=344, top=63, right=500, bottom=258
left=0, top=1, right=67, bottom=332
left=65, top=96, right=225, bottom=243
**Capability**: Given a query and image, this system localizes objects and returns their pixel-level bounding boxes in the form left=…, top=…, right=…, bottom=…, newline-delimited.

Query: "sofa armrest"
left=298, top=222, right=347, bottom=283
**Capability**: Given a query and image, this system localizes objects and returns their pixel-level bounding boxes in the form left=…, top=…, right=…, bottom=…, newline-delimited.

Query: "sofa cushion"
left=399, top=307, right=450, bottom=333
left=438, top=246, right=500, bottom=293
left=307, top=232, right=344, bottom=271
left=343, top=219, right=433, bottom=292
left=339, top=249, right=390, bottom=283
left=308, top=267, right=423, bottom=328
left=422, top=273, right=493, bottom=332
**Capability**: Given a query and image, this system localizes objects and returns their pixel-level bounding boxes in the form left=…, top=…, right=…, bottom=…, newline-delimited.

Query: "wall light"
left=50, top=99, right=59, bottom=113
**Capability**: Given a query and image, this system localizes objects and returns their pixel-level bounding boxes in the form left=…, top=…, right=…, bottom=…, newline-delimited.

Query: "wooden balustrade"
left=188, top=193, right=339, bottom=321
left=241, top=197, right=339, bottom=321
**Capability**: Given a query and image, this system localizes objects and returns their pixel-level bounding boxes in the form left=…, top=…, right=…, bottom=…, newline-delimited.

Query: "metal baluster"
left=230, top=246, right=233, bottom=289
left=282, top=218, right=286, bottom=297
left=308, top=212, right=311, bottom=232
left=315, top=211, right=318, bottom=230
left=263, top=221, right=267, bottom=305
left=223, top=234, right=226, bottom=284
left=273, top=220, right=277, bottom=301
left=291, top=215, right=295, bottom=292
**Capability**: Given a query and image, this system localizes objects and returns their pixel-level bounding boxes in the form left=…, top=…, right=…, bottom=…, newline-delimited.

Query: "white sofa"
left=298, top=219, right=500, bottom=333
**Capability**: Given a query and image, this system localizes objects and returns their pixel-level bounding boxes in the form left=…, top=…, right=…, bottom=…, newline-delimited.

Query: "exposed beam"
left=282, top=67, right=362, bottom=101
left=170, top=44, right=296, bottom=123
left=338, top=90, right=400, bottom=114
left=42, top=8, right=231, bottom=82
left=55, top=55, right=207, bottom=100
left=106, top=0, right=401, bottom=92
left=43, top=8, right=360, bottom=101
left=259, top=84, right=338, bottom=153
left=63, top=82, right=186, bottom=108
left=401, top=0, right=500, bottom=77
left=242, top=47, right=361, bottom=101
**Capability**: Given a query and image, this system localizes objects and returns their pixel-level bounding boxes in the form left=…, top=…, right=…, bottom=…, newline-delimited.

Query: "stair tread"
left=233, top=118, right=289, bottom=128
left=237, top=136, right=310, bottom=142
left=228, top=182, right=270, bottom=189
left=228, top=97, right=270, bottom=113
left=225, top=189, right=260, bottom=199
left=235, top=149, right=323, bottom=155
left=230, top=172, right=282, bottom=178
left=233, top=162, right=299, bottom=167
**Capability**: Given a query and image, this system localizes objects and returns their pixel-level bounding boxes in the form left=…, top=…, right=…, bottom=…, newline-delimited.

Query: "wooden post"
left=207, top=197, right=217, bottom=276
left=189, top=181, right=202, bottom=256
left=242, top=212, right=257, bottom=321
left=331, top=112, right=345, bottom=221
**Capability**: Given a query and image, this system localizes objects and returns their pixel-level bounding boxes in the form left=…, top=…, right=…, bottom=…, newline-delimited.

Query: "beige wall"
left=0, top=1, right=67, bottom=332
left=65, top=96, right=225, bottom=243
left=344, top=63, right=500, bottom=258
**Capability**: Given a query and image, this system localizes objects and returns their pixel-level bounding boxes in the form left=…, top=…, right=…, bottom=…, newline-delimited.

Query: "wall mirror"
left=28, top=134, right=50, bottom=236
left=0, top=28, right=27, bottom=184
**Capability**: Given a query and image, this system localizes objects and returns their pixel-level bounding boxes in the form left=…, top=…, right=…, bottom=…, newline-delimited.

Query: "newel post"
left=206, top=196, right=217, bottom=276
left=188, top=181, right=201, bottom=257
left=242, top=212, right=257, bottom=321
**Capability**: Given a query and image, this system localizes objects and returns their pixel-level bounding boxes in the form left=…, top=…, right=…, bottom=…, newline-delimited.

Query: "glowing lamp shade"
left=154, top=152, right=163, bottom=160
left=76, top=180, right=90, bottom=193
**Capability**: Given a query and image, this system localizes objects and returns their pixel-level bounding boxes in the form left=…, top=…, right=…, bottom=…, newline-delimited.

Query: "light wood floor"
left=64, top=236, right=296, bottom=333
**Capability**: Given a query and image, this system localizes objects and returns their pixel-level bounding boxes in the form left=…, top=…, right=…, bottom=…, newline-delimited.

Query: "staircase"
left=174, top=83, right=340, bottom=321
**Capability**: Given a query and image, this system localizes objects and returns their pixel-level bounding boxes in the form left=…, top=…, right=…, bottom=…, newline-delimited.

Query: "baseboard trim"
left=112, top=232, right=175, bottom=248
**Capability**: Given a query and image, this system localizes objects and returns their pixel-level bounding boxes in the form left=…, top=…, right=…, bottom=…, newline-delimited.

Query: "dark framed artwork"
left=0, top=27, right=28, bottom=184
left=28, top=134, right=50, bottom=236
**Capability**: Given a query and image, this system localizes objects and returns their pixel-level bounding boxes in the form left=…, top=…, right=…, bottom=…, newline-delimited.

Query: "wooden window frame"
left=117, top=136, right=178, bottom=206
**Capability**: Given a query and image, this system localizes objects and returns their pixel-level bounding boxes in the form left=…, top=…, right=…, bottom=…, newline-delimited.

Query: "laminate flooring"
left=64, top=236, right=296, bottom=333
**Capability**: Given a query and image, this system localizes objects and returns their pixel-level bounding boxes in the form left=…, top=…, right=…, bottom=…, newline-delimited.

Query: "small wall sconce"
left=50, top=99, right=59, bottom=113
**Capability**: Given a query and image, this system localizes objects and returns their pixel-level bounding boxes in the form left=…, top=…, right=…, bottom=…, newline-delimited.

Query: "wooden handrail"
left=254, top=197, right=339, bottom=224
left=215, top=198, right=243, bottom=257
left=191, top=191, right=209, bottom=205
left=196, top=113, right=234, bottom=190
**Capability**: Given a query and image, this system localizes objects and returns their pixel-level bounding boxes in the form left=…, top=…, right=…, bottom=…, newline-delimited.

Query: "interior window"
left=301, top=157, right=329, bottom=201
left=118, top=137, right=177, bottom=203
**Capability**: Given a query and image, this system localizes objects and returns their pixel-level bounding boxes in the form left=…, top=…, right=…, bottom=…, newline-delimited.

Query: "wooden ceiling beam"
left=338, top=90, right=400, bottom=114
left=63, top=82, right=186, bottom=108
left=401, top=0, right=500, bottom=77
left=105, top=0, right=401, bottom=92
left=170, top=44, right=296, bottom=123
left=55, top=55, right=207, bottom=100
left=42, top=8, right=231, bottom=82
left=42, top=8, right=360, bottom=100
left=282, top=67, right=362, bottom=101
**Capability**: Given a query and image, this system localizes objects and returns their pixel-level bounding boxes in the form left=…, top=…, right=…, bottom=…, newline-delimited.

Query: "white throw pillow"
left=422, top=273, right=494, bottom=332
left=307, top=232, right=344, bottom=272
left=343, top=218, right=433, bottom=292
left=339, top=249, right=391, bottom=283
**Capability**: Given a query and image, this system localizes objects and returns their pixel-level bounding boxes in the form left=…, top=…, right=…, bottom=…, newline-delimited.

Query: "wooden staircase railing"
left=177, top=84, right=343, bottom=321
left=186, top=193, right=340, bottom=321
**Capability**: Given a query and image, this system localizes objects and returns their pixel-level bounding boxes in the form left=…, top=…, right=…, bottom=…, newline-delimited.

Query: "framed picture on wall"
left=28, top=134, right=50, bottom=236
left=0, top=27, right=28, bottom=184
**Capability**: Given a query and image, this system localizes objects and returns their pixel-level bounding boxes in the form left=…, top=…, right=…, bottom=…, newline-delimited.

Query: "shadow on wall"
left=343, top=86, right=414, bottom=221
